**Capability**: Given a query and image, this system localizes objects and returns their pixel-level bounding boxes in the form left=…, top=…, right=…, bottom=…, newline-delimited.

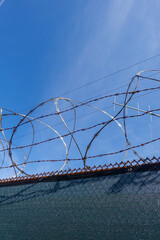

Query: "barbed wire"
left=1, top=85, right=160, bottom=132
left=0, top=107, right=159, bottom=152
left=0, top=135, right=160, bottom=171
left=0, top=70, right=160, bottom=178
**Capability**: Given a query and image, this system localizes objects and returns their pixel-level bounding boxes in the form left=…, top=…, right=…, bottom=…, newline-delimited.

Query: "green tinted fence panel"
left=0, top=168, right=160, bottom=240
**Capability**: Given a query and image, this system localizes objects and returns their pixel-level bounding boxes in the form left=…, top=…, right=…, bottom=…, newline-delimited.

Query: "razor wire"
left=0, top=69, right=160, bottom=178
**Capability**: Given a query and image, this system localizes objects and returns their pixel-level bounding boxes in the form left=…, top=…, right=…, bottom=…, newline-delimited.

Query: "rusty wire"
left=0, top=69, right=160, bottom=179
left=1, top=85, right=160, bottom=132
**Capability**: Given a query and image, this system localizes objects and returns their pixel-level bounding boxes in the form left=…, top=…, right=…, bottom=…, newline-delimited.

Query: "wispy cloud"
left=59, top=0, right=134, bottom=95
left=0, top=0, right=5, bottom=7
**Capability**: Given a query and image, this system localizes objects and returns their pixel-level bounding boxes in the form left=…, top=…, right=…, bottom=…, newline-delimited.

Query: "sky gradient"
left=0, top=0, right=160, bottom=177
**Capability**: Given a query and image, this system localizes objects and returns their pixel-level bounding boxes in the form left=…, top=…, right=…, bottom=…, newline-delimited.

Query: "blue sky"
left=0, top=0, right=160, bottom=177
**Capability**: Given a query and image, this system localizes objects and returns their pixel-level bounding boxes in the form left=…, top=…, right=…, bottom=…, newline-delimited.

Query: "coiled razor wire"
left=0, top=69, right=160, bottom=178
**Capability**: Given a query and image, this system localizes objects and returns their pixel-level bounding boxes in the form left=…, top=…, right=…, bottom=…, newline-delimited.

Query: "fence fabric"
left=0, top=163, right=159, bottom=240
